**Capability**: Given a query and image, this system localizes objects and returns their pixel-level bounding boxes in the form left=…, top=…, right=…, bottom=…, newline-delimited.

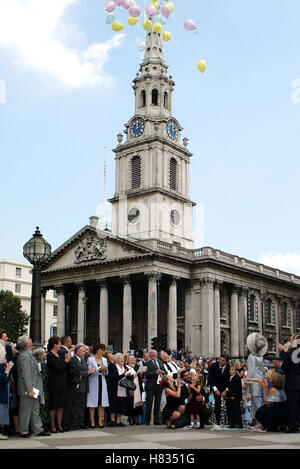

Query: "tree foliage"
left=0, top=290, right=30, bottom=342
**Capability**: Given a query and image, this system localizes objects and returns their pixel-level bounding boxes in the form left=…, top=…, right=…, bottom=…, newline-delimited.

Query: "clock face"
left=129, top=118, right=145, bottom=138
left=128, top=207, right=140, bottom=224
left=166, top=120, right=179, bottom=140
left=170, top=209, right=180, bottom=226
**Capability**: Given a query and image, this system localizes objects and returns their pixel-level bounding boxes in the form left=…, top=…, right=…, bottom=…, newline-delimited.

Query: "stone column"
left=213, top=280, right=222, bottom=358
left=40, top=288, right=47, bottom=346
left=184, top=283, right=192, bottom=351
left=230, top=285, right=239, bottom=358
left=76, top=282, right=86, bottom=343
left=122, top=275, right=132, bottom=353
left=98, top=280, right=108, bottom=346
left=55, top=285, right=65, bottom=339
left=146, top=272, right=161, bottom=349
left=200, top=277, right=214, bottom=357
left=168, top=277, right=178, bottom=350
left=239, top=287, right=249, bottom=358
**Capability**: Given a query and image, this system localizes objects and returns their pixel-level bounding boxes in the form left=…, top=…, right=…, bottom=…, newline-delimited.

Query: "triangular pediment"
left=42, top=225, right=152, bottom=272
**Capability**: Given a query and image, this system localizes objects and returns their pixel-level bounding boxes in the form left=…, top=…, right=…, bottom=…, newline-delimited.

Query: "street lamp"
left=23, top=227, right=51, bottom=345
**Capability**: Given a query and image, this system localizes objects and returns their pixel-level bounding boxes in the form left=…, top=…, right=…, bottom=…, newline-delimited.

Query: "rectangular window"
left=15, top=283, right=21, bottom=294
left=15, top=267, right=22, bottom=277
left=53, top=305, right=58, bottom=317
left=53, top=290, right=58, bottom=299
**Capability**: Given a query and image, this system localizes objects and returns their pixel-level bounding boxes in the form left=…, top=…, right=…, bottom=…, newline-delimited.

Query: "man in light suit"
left=16, top=335, right=50, bottom=437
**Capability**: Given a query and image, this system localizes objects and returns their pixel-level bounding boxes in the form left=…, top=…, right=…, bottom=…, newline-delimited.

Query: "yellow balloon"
left=128, top=16, right=138, bottom=25
left=111, top=21, right=124, bottom=32
left=143, top=19, right=153, bottom=31
left=162, top=31, right=171, bottom=41
left=197, top=60, right=207, bottom=73
left=168, top=2, right=174, bottom=12
left=153, top=22, right=162, bottom=33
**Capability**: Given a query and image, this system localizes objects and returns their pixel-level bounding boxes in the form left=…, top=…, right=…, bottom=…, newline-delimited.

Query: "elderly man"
left=145, top=349, right=165, bottom=425
left=16, top=335, right=50, bottom=437
left=70, top=344, right=93, bottom=430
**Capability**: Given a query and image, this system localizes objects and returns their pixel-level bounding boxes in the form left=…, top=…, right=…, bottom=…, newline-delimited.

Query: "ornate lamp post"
left=23, top=227, right=51, bottom=345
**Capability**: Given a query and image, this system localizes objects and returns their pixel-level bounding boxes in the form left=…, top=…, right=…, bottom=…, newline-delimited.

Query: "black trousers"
left=71, top=391, right=86, bottom=428
left=227, top=398, right=242, bottom=427
left=62, top=389, right=73, bottom=430
left=213, top=394, right=222, bottom=425
left=286, top=391, right=300, bottom=430
left=146, top=386, right=162, bottom=425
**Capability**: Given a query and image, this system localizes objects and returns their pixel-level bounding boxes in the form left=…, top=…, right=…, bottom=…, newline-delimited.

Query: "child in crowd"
left=187, top=374, right=204, bottom=429
left=226, top=365, right=243, bottom=429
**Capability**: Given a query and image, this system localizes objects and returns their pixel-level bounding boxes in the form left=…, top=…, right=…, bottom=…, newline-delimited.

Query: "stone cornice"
left=112, top=134, right=192, bottom=158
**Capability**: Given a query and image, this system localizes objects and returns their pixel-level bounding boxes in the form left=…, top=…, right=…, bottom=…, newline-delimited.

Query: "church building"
left=40, top=31, right=300, bottom=358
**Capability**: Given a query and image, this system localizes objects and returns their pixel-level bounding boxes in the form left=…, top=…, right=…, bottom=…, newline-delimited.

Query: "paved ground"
left=1, top=424, right=300, bottom=450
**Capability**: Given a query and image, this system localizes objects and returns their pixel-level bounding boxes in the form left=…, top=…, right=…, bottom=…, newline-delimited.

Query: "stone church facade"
left=40, top=31, right=300, bottom=358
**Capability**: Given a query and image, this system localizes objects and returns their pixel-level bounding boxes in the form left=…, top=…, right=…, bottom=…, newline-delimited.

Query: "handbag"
left=119, top=377, right=136, bottom=391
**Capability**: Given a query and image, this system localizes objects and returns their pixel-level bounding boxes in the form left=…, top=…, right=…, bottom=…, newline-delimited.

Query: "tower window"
left=170, top=157, right=177, bottom=190
left=152, top=89, right=158, bottom=105
left=140, top=90, right=146, bottom=107
left=131, top=156, right=141, bottom=189
left=164, top=92, right=169, bottom=109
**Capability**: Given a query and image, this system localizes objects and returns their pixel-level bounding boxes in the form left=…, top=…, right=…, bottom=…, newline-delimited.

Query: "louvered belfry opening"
left=170, top=157, right=177, bottom=190
left=131, top=155, right=141, bottom=189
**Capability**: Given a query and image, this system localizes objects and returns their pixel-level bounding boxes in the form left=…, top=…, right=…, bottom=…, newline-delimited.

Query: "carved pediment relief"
left=74, top=233, right=107, bottom=264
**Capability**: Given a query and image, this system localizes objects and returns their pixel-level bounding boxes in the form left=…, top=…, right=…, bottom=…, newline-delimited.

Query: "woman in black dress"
left=46, top=336, right=71, bottom=433
left=161, top=375, right=185, bottom=428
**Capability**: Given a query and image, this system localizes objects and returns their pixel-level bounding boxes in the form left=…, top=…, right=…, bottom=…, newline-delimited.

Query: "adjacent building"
left=0, top=259, right=58, bottom=344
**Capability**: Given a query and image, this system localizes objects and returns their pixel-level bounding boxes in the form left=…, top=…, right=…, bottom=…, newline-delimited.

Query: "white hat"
left=247, top=333, right=268, bottom=357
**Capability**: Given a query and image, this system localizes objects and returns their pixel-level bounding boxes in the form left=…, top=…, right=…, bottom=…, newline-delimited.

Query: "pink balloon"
left=183, top=18, right=197, bottom=31
left=160, top=4, right=171, bottom=19
left=128, top=4, right=141, bottom=17
left=113, top=0, right=122, bottom=5
left=120, top=0, right=131, bottom=9
left=105, top=0, right=116, bottom=13
left=145, top=4, right=157, bottom=17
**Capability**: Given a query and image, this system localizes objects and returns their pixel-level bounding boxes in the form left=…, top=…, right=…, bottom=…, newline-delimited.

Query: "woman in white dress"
left=86, top=343, right=109, bottom=428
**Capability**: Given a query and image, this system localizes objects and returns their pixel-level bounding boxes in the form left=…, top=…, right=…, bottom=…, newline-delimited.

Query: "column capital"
left=40, top=286, right=48, bottom=296
left=231, top=283, right=240, bottom=294
left=240, top=286, right=249, bottom=297
left=169, top=275, right=180, bottom=285
left=145, top=272, right=162, bottom=283
left=213, top=279, right=223, bottom=290
left=75, top=281, right=85, bottom=292
left=96, top=279, right=108, bottom=289
left=54, top=284, right=65, bottom=295
left=120, top=275, right=131, bottom=286
left=200, top=277, right=214, bottom=288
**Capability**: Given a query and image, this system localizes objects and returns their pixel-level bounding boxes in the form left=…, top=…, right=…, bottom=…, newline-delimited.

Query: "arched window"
left=266, top=299, right=272, bottom=324
left=282, top=302, right=288, bottom=326
left=170, top=157, right=177, bottom=190
left=140, top=90, right=146, bottom=107
left=164, top=91, right=169, bottom=109
left=152, top=89, right=158, bottom=105
left=131, top=156, right=141, bottom=189
left=249, top=294, right=255, bottom=321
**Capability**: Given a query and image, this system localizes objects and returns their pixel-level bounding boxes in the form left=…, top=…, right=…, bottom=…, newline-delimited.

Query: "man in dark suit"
left=145, top=349, right=165, bottom=425
left=226, top=365, right=243, bottom=428
left=58, top=336, right=73, bottom=431
left=279, top=336, right=300, bottom=433
left=70, top=344, right=89, bottom=430
left=208, top=355, right=230, bottom=425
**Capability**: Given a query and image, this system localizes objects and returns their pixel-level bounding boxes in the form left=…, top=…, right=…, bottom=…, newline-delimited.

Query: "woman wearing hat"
left=246, top=333, right=268, bottom=425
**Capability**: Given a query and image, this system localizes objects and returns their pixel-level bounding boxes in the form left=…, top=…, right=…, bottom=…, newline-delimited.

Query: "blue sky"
left=1, top=0, right=300, bottom=274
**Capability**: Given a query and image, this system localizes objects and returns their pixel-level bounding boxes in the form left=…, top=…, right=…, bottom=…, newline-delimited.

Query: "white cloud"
left=0, top=0, right=124, bottom=90
left=258, top=252, right=300, bottom=276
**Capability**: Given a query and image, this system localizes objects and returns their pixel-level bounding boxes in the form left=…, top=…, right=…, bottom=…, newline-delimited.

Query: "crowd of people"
left=0, top=328, right=300, bottom=440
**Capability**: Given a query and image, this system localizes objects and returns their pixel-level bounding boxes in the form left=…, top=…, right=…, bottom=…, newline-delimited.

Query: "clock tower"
left=109, top=30, right=195, bottom=249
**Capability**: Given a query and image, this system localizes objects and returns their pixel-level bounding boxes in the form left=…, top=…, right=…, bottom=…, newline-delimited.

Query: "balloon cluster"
left=104, top=0, right=206, bottom=73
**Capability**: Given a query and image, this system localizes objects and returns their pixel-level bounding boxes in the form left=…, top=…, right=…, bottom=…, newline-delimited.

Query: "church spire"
left=139, top=30, right=168, bottom=77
